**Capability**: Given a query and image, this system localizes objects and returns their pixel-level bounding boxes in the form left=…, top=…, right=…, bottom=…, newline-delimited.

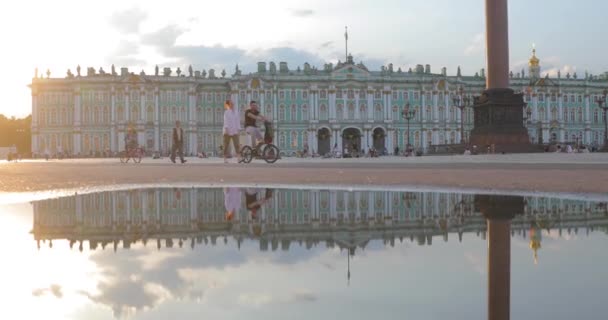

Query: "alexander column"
left=469, top=0, right=532, bottom=152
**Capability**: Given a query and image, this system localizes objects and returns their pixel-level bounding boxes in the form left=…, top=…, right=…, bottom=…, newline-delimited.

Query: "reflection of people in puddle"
left=224, top=187, right=242, bottom=221
left=245, top=188, right=273, bottom=220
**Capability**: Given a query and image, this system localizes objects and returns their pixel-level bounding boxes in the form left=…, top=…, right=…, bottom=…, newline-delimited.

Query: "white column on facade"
left=366, top=129, right=372, bottom=151
left=355, top=94, right=360, bottom=120
left=387, top=129, right=394, bottom=154
left=386, top=91, right=392, bottom=121
left=336, top=129, right=342, bottom=153
left=367, top=192, right=373, bottom=220
left=432, top=92, right=439, bottom=122
left=31, top=90, right=39, bottom=154
left=309, top=90, right=315, bottom=121
left=73, top=88, right=82, bottom=155
left=188, top=87, right=197, bottom=155
left=366, top=91, right=373, bottom=121
left=155, top=190, right=161, bottom=226
left=329, top=90, right=336, bottom=120
left=584, top=95, right=591, bottom=144
left=138, top=87, right=146, bottom=148
left=342, top=97, right=348, bottom=120
left=421, top=91, right=427, bottom=122
left=273, top=89, right=278, bottom=120
left=532, top=94, right=538, bottom=121
left=558, top=97, right=565, bottom=144
left=110, top=87, right=117, bottom=152
left=154, top=88, right=160, bottom=152
left=125, top=86, right=130, bottom=122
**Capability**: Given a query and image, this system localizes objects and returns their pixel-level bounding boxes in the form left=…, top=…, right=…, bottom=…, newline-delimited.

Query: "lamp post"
left=596, top=89, right=608, bottom=151
left=453, top=88, right=471, bottom=145
left=523, top=107, right=533, bottom=143
left=401, top=103, right=416, bottom=155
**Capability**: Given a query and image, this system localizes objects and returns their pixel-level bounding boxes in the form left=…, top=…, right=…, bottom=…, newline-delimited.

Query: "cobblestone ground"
left=1, top=153, right=607, bottom=194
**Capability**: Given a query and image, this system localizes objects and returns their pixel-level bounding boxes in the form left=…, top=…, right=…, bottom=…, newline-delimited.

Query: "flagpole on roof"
left=345, top=26, right=348, bottom=62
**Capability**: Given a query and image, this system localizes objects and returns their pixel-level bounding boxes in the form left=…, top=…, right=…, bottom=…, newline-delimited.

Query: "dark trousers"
left=171, top=143, right=184, bottom=162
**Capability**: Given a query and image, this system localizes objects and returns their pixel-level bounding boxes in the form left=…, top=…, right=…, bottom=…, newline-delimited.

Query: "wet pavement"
left=1, top=154, right=608, bottom=194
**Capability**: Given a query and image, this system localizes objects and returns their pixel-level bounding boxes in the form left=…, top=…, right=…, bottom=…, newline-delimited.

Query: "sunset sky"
left=1, top=0, right=607, bottom=118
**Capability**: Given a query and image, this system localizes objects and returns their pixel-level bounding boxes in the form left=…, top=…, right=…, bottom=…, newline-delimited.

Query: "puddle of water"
left=1, top=187, right=606, bottom=320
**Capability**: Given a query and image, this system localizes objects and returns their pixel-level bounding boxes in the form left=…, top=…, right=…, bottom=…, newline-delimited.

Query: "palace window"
left=320, top=104, right=328, bottom=120
left=578, top=108, right=583, bottom=122
left=291, top=104, right=297, bottom=121
left=279, top=105, right=285, bottom=121
left=291, top=90, right=296, bottom=100
left=336, top=90, right=343, bottom=99
left=563, top=95, right=568, bottom=103
left=359, top=91, right=366, bottom=99
left=404, top=92, right=409, bottom=100
left=539, top=95, right=544, bottom=102
left=303, top=91, right=308, bottom=99
left=253, top=91, right=259, bottom=100
left=337, top=104, right=344, bottom=120
left=551, top=107, right=558, bottom=121
left=563, top=109, right=568, bottom=122
left=302, top=104, right=308, bottom=120
left=280, top=91, right=285, bottom=99
left=577, top=96, right=582, bottom=103
left=348, top=103, right=355, bottom=120
left=594, top=110, right=599, bottom=123
left=375, top=91, right=381, bottom=99
left=266, top=91, right=271, bottom=100
left=348, top=90, right=354, bottom=99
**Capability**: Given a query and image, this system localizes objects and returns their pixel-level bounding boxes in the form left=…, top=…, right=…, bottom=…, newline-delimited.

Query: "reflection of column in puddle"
left=475, top=195, right=524, bottom=320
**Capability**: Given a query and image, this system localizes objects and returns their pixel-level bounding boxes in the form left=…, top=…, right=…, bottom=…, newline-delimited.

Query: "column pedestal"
left=470, top=89, right=536, bottom=153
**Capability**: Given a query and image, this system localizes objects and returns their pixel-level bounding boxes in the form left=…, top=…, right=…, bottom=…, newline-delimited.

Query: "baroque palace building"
left=29, top=49, right=608, bottom=156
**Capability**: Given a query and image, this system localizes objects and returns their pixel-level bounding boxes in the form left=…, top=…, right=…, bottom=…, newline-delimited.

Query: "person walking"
left=171, top=120, right=187, bottom=164
left=223, top=99, right=241, bottom=163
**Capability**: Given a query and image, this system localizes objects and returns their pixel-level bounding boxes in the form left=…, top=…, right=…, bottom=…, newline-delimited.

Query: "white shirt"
left=223, top=108, right=241, bottom=135
left=224, top=187, right=242, bottom=213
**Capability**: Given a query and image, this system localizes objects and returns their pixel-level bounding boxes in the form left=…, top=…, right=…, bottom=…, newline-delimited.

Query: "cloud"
left=290, top=291, right=317, bottom=302
left=290, top=9, right=315, bottom=17
left=319, top=41, right=333, bottom=49
left=113, top=40, right=139, bottom=57
left=464, top=252, right=485, bottom=275
left=464, top=32, right=485, bottom=56
left=32, top=284, right=63, bottom=298
left=141, top=24, right=187, bottom=47
left=109, top=7, right=147, bottom=34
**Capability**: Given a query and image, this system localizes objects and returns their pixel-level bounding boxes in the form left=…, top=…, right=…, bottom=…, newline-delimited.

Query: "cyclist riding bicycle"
left=244, top=100, right=267, bottom=148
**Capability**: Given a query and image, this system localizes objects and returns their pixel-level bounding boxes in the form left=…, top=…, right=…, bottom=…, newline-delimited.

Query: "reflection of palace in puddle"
left=32, top=188, right=608, bottom=260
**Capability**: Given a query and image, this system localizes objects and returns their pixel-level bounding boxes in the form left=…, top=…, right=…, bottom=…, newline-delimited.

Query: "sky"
left=1, top=0, right=607, bottom=118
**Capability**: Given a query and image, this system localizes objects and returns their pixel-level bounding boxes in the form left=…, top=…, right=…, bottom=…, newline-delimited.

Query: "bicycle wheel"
left=119, top=151, right=128, bottom=163
left=262, top=144, right=279, bottom=163
left=241, top=146, right=253, bottom=163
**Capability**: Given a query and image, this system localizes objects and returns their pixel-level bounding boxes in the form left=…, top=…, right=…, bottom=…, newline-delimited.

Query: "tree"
left=0, top=114, right=31, bottom=154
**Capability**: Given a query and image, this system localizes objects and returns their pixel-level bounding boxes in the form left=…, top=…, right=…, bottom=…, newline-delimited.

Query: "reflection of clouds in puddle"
left=237, top=290, right=317, bottom=307
left=464, top=252, right=485, bottom=275
left=32, top=284, right=63, bottom=298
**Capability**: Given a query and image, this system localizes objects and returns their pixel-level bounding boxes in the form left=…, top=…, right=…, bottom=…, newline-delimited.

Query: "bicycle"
left=239, top=121, right=280, bottom=164
left=119, top=147, right=143, bottom=163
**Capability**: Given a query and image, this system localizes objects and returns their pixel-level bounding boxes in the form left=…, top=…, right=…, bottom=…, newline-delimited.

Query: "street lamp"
left=401, top=103, right=416, bottom=156
left=523, top=107, right=533, bottom=143
left=452, top=88, right=471, bottom=145
left=596, top=89, right=608, bottom=151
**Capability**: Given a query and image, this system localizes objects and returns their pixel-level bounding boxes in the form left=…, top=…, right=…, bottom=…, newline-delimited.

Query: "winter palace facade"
left=29, top=50, right=608, bottom=156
